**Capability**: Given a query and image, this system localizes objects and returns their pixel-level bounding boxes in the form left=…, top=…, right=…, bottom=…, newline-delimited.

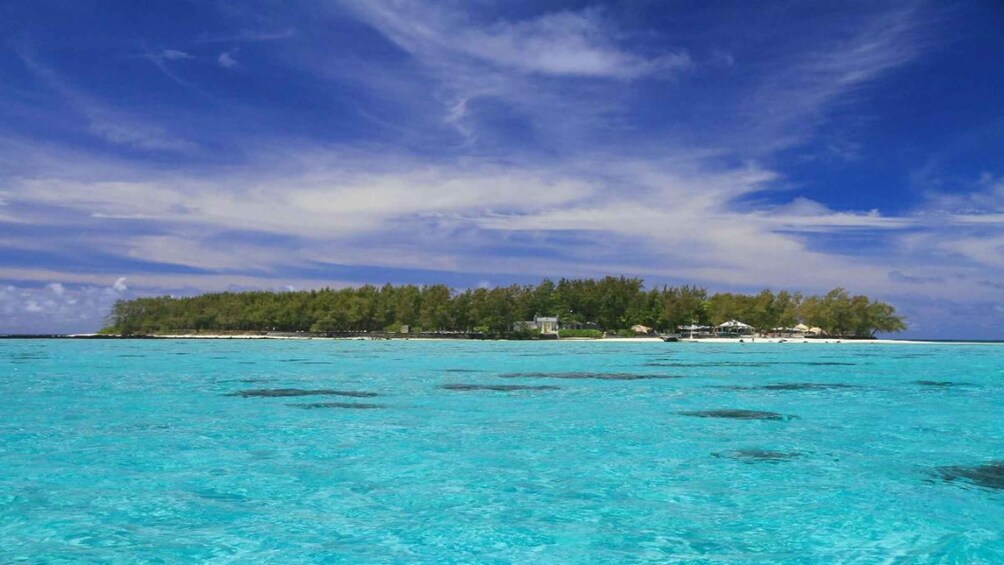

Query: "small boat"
left=661, top=334, right=680, bottom=342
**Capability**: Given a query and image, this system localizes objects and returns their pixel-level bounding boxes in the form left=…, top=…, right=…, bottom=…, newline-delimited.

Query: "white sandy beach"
left=578, top=336, right=946, bottom=345
left=65, top=333, right=970, bottom=345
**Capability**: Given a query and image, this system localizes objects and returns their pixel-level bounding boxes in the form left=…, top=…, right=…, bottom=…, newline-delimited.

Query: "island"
left=101, top=277, right=906, bottom=340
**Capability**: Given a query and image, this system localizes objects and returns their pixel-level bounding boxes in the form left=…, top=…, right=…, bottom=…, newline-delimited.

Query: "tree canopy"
left=102, top=277, right=905, bottom=337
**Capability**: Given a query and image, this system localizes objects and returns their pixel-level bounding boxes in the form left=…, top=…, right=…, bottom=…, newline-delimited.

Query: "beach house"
left=513, top=316, right=560, bottom=335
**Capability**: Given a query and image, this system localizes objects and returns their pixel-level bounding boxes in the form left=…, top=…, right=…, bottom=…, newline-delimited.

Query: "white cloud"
left=349, top=3, right=688, bottom=80
left=755, top=198, right=908, bottom=231
left=306, top=3, right=695, bottom=149
left=11, top=163, right=595, bottom=237
left=891, top=179, right=1004, bottom=274
left=119, top=46, right=216, bottom=98
left=83, top=108, right=198, bottom=151
left=5, top=149, right=1000, bottom=305
left=159, top=49, right=193, bottom=61
left=119, top=235, right=285, bottom=271
left=217, top=49, right=238, bottom=69
left=926, top=174, right=1004, bottom=214
left=460, top=10, right=689, bottom=78
left=113, top=277, right=128, bottom=292
left=0, top=281, right=135, bottom=333
left=928, top=235, right=1004, bottom=269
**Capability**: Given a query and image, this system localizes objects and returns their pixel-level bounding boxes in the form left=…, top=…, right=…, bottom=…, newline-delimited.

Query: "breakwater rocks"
left=500, top=372, right=683, bottom=380
left=440, top=384, right=561, bottom=392
left=678, top=409, right=796, bottom=421
left=716, top=383, right=857, bottom=391
left=286, top=402, right=385, bottom=409
left=713, top=449, right=801, bottom=462
left=935, top=461, right=1004, bottom=490
left=227, top=388, right=379, bottom=398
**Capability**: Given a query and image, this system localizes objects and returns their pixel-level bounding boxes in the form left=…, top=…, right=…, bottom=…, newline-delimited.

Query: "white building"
left=514, top=316, right=560, bottom=334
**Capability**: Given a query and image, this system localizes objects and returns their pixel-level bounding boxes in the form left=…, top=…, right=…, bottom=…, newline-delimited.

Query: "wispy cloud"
left=83, top=108, right=198, bottom=151
left=737, top=3, right=930, bottom=153
left=336, top=1, right=690, bottom=146
left=139, top=47, right=213, bottom=98
left=16, top=49, right=197, bottom=152
left=925, top=173, right=1004, bottom=214
left=217, top=49, right=239, bottom=69
left=156, top=49, right=194, bottom=61
left=347, top=2, right=688, bottom=79
left=194, top=28, right=296, bottom=44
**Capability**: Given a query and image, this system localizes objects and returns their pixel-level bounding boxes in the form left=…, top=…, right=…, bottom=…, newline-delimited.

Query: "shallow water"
left=1, top=339, right=1002, bottom=562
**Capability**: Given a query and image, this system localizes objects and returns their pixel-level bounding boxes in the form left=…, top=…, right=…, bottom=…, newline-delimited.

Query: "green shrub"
left=508, top=328, right=542, bottom=340
left=558, top=329, right=603, bottom=339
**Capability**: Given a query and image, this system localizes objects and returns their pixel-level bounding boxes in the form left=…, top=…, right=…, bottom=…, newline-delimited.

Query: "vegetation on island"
left=102, top=277, right=906, bottom=338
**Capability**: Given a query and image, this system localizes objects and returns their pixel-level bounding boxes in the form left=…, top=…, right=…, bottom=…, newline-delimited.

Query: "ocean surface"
left=1, top=339, right=1002, bottom=563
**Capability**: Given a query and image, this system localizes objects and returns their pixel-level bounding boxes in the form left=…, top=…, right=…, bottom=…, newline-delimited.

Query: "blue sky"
left=1, top=0, right=1002, bottom=338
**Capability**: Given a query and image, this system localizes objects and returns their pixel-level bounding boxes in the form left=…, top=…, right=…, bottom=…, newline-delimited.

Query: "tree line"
left=103, top=277, right=906, bottom=337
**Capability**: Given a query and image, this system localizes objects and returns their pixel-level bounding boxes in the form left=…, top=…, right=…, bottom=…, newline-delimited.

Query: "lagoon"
left=2, top=339, right=1002, bottom=562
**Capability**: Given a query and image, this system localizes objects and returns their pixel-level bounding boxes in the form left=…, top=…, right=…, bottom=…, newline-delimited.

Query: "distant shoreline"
left=1, top=333, right=1000, bottom=345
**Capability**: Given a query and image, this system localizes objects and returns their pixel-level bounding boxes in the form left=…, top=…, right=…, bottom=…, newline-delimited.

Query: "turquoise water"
left=1, top=339, right=1002, bottom=563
